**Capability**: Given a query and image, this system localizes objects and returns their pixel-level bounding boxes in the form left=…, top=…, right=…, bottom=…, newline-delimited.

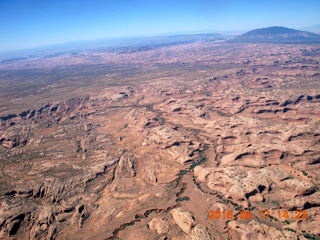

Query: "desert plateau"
left=0, top=32, right=320, bottom=240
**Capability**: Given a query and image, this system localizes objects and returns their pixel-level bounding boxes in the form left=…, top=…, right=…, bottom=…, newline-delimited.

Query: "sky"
left=0, top=0, right=320, bottom=51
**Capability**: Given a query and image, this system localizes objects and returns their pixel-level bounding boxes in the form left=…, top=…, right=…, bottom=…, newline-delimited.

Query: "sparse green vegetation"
left=177, top=196, right=190, bottom=202
left=303, top=233, right=320, bottom=240
left=284, top=228, right=296, bottom=233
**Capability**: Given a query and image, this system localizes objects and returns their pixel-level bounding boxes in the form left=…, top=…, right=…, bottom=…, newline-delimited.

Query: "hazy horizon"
left=1, top=0, right=320, bottom=52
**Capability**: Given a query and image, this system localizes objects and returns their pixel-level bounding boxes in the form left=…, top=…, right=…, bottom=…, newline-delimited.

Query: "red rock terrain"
left=0, top=43, right=319, bottom=239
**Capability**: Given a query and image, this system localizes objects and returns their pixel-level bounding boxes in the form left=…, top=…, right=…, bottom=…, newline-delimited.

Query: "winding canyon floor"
left=0, top=42, right=320, bottom=239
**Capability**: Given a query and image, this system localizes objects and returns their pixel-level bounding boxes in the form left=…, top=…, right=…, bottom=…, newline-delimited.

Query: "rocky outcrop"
left=170, top=207, right=196, bottom=234
left=148, top=217, right=169, bottom=234
left=190, top=224, right=212, bottom=240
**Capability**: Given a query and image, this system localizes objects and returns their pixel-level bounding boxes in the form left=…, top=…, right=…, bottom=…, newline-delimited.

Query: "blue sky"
left=0, top=0, right=319, bottom=51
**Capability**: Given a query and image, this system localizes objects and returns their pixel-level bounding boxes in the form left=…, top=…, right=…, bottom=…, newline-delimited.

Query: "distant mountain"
left=230, top=26, right=320, bottom=44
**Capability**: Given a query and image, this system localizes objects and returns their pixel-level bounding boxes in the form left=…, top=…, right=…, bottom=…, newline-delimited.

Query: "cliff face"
left=0, top=42, right=320, bottom=240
